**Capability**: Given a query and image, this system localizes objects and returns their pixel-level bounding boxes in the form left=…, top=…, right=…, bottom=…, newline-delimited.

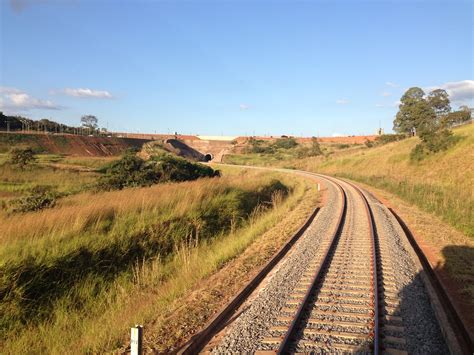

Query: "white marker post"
left=317, top=183, right=321, bottom=192
left=131, top=325, right=143, bottom=355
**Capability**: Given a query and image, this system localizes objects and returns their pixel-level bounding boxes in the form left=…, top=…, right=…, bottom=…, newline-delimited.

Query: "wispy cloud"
left=0, top=86, right=62, bottom=111
left=426, top=80, right=474, bottom=104
left=375, top=103, right=385, bottom=108
left=60, top=88, right=113, bottom=99
left=239, top=103, right=250, bottom=110
left=381, top=92, right=391, bottom=97
left=386, top=81, right=398, bottom=88
left=336, top=99, right=349, bottom=105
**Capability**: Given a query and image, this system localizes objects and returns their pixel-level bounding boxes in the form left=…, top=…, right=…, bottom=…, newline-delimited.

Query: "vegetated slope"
left=293, top=124, right=474, bottom=238
left=0, top=170, right=301, bottom=353
left=0, top=133, right=150, bottom=156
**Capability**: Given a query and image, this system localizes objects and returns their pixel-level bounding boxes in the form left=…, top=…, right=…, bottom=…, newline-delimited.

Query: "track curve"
left=179, top=166, right=466, bottom=354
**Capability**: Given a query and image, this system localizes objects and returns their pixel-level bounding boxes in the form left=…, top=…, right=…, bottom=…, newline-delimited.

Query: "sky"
left=1, top=0, right=473, bottom=137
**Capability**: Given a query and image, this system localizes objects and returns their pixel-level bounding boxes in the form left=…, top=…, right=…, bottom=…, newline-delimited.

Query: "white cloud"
left=0, top=86, right=62, bottom=111
left=426, top=80, right=474, bottom=103
left=239, top=103, right=250, bottom=110
left=62, top=88, right=113, bottom=99
left=336, top=99, right=349, bottom=105
left=381, top=92, right=391, bottom=97
left=375, top=103, right=385, bottom=107
left=332, top=132, right=345, bottom=137
left=0, top=87, right=22, bottom=94
left=386, top=81, right=398, bottom=88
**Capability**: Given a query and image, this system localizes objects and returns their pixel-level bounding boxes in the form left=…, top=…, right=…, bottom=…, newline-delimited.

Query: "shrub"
left=9, top=147, right=36, bottom=169
left=375, top=134, right=407, bottom=145
left=98, top=152, right=219, bottom=190
left=9, top=186, right=57, bottom=213
left=153, top=154, right=219, bottom=182
left=410, top=129, right=457, bottom=161
left=421, top=129, right=456, bottom=153
left=364, top=140, right=374, bottom=148
left=272, top=137, right=298, bottom=149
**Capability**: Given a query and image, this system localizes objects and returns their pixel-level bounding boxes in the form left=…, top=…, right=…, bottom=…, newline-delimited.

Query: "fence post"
left=131, top=325, right=143, bottom=355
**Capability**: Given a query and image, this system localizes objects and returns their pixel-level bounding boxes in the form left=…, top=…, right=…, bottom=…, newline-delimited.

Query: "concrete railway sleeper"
left=179, top=169, right=470, bottom=354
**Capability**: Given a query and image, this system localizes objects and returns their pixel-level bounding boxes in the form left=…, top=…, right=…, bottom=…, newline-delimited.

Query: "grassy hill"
left=294, top=123, right=473, bottom=238
left=223, top=124, right=473, bottom=239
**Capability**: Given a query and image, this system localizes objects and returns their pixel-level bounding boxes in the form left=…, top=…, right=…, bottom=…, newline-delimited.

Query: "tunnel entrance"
left=204, top=153, right=213, bottom=162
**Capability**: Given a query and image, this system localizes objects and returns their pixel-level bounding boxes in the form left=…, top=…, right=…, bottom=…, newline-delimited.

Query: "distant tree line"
left=0, top=112, right=107, bottom=135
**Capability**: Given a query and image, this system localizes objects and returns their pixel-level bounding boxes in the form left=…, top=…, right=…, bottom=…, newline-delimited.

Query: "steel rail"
left=344, top=179, right=381, bottom=355
left=177, top=203, right=322, bottom=354
left=389, top=208, right=473, bottom=354
left=276, top=179, right=347, bottom=354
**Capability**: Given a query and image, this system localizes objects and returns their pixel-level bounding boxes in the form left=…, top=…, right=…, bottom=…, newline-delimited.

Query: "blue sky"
left=1, top=0, right=473, bottom=136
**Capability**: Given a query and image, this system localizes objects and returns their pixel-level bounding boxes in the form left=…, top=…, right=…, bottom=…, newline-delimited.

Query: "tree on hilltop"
left=393, top=87, right=436, bottom=135
left=80, top=115, right=98, bottom=130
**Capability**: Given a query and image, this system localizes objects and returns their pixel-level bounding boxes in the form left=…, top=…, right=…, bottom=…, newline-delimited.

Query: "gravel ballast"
left=208, top=173, right=448, bottom=353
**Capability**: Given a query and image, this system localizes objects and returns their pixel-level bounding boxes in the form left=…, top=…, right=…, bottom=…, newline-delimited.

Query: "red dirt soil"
left=0, top=133, right=150, bottom=157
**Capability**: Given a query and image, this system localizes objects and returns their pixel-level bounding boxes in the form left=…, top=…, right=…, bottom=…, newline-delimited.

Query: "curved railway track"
left=261, top=176, right=392, bottom=353
left=179, top=169, right=471, bottom=354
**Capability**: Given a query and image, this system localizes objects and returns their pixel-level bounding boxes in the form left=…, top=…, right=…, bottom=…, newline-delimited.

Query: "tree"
left=427, top=89, right=451, bottom=118
left=393, top=87, right=435, bottom=135
left=395, top=87, right=457, bottom=160
left=9, top=147, right=36, bottom=169
left=80, top=115, right=98, bottom=130
left=443, top=106, right=472, bottom=126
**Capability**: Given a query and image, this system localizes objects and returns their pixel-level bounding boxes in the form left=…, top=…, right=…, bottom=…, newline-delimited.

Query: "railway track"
left=259, top=177, right=405, bottom=353
left=179, top=170, right=470, bottom=354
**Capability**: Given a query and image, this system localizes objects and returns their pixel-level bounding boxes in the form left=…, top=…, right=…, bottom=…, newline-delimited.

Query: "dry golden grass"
left=291, top=124, right=474, bottom=238
left=0, top=166, right=318, bottom=354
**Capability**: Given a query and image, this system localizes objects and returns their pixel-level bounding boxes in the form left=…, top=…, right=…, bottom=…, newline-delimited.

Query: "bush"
left=9, top=147, right=36, bottom=169
left=375, top=134, right=407, bottom=145
left=244, top=138, right=275, bottom=154
left=98, top=152, right=219, bottom=190
left=154, top=154, right=219, bottom=182
left=9, top=186, right=57, bottom=213
left=421, top=129, right=456, bottom=153
left=272, top=137, right=298, bottom=149
left=410, top=129, right=457, bottom=161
